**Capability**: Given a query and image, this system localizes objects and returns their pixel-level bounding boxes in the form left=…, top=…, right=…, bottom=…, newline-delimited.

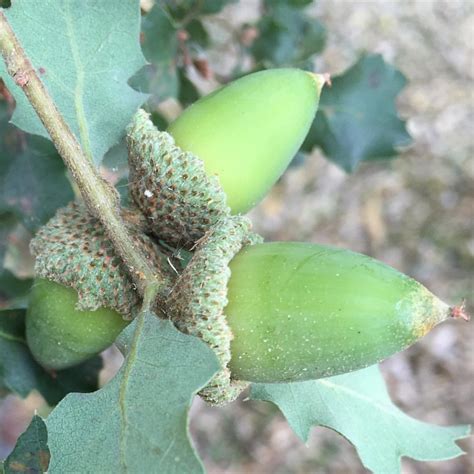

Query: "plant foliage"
left=302, top=54, right=412, bottom=171
left=0, top=309, right=102, bottom=405
left=252, top=366, right=469, bottom=473
left=0, top=0, right=147, bottom=165
left=46, top=314, right=219, bottom=473
left=0, top=1, right=468, bottom=473
left=2, top=415, right=49, bottom=474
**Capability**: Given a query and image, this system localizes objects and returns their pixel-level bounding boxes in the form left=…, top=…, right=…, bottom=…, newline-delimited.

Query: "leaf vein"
left=63, top=1, right=93, bottom=162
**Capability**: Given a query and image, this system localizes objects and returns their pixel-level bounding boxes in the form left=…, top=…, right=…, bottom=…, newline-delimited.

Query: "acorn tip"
left=450, top=299, right=470, bottom=321
left=321, top=73, right=332, bottom=87
left=309, top=72, right=332, bottom=92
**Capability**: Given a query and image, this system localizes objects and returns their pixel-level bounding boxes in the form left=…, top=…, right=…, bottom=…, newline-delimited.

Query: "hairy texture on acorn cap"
left=30, top=202, right=174, bottom=319
left=127, top=109, right=230, bottom=250
left=167, top=216, right=263, bottom=405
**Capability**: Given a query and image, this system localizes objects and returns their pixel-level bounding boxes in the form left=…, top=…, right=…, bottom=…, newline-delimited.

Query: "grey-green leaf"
left=4, top=415, right=50, bottom=474
left=251, top=365, right=469, bottom=474
left=46, top=313, right=219, bottom=473
left=303, top=54, right=411, bottom=171
left=0, top=0, right=147, bottom=165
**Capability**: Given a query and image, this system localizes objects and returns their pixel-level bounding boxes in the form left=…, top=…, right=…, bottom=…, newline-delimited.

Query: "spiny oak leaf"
left=0, top=0, right=147, bottom=165
left=303, top=54, right=411, bottom=171
left=251, top=365, right=469, bottom=473
left=46, top=313, right=219, bottom=473
left=3, top=415, right=50, bottom=474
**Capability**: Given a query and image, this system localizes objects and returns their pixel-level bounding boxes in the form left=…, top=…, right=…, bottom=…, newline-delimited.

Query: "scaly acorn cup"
left=166, top=216, right=263, bottom=406
left=127, top=68, right=325, bottom=249
left=127, top=109, right=230, bottom=250
left=169, top=236, right=467, bottom=404
left=27, top=202, right=175, bottom=369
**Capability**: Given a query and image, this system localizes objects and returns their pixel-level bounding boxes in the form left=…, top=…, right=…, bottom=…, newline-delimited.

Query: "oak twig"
left=0, top=11, right=166, bottom=310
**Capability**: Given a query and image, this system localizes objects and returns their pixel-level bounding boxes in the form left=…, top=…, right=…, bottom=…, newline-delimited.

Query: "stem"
left=0, top=12, right=166, bottom=306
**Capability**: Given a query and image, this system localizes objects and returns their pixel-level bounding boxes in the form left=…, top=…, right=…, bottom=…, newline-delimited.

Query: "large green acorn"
left=168, top=224, right=466, bottom=405
left=225, top=242, right=464, bottom=383
left=168, top=68, right=325, bottom=214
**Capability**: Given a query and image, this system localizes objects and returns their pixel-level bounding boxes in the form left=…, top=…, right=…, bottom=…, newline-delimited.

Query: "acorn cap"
left=30, top=202, right=174, bottom=319
left=127, top=109, right=230, bottom=250
left=166, top=215, right=263, bottom=405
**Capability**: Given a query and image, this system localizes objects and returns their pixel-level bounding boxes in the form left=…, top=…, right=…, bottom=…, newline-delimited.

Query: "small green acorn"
left=168, top=68, right=325, bottom=214
left=26, top=279, right=129, bottom=370
left=225, top=242, right=465, bottom=383
left=27, top=203, right=175, bottom=369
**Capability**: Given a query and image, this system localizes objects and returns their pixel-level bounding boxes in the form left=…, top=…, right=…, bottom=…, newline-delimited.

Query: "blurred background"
left=1, top=0, right=473, bottom=472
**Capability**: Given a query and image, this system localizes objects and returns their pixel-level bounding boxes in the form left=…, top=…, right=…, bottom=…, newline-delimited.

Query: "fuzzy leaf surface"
left=3, top=415, right=50, bottom=474
left=0, top=0, right=147, bottom=164
left=0, top=309, right=102, bottom=405
left=46, top=313, right=219, bottom=473
left=303, top=54, right=411, bottom=171
left=251, top=365, right=470, bottom=473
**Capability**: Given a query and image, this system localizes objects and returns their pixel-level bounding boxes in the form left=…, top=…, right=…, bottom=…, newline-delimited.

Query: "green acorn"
left=168, top=68, right=325, bottom=214
left=26, top=279, right=129, bottom=370
left=127, top=68, right=325, bottom=249
left=27, top=203, right=175, bottom=369
left=168, top=229, right=466, bottom=404
left=225, top=242, right=465, bottom=383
